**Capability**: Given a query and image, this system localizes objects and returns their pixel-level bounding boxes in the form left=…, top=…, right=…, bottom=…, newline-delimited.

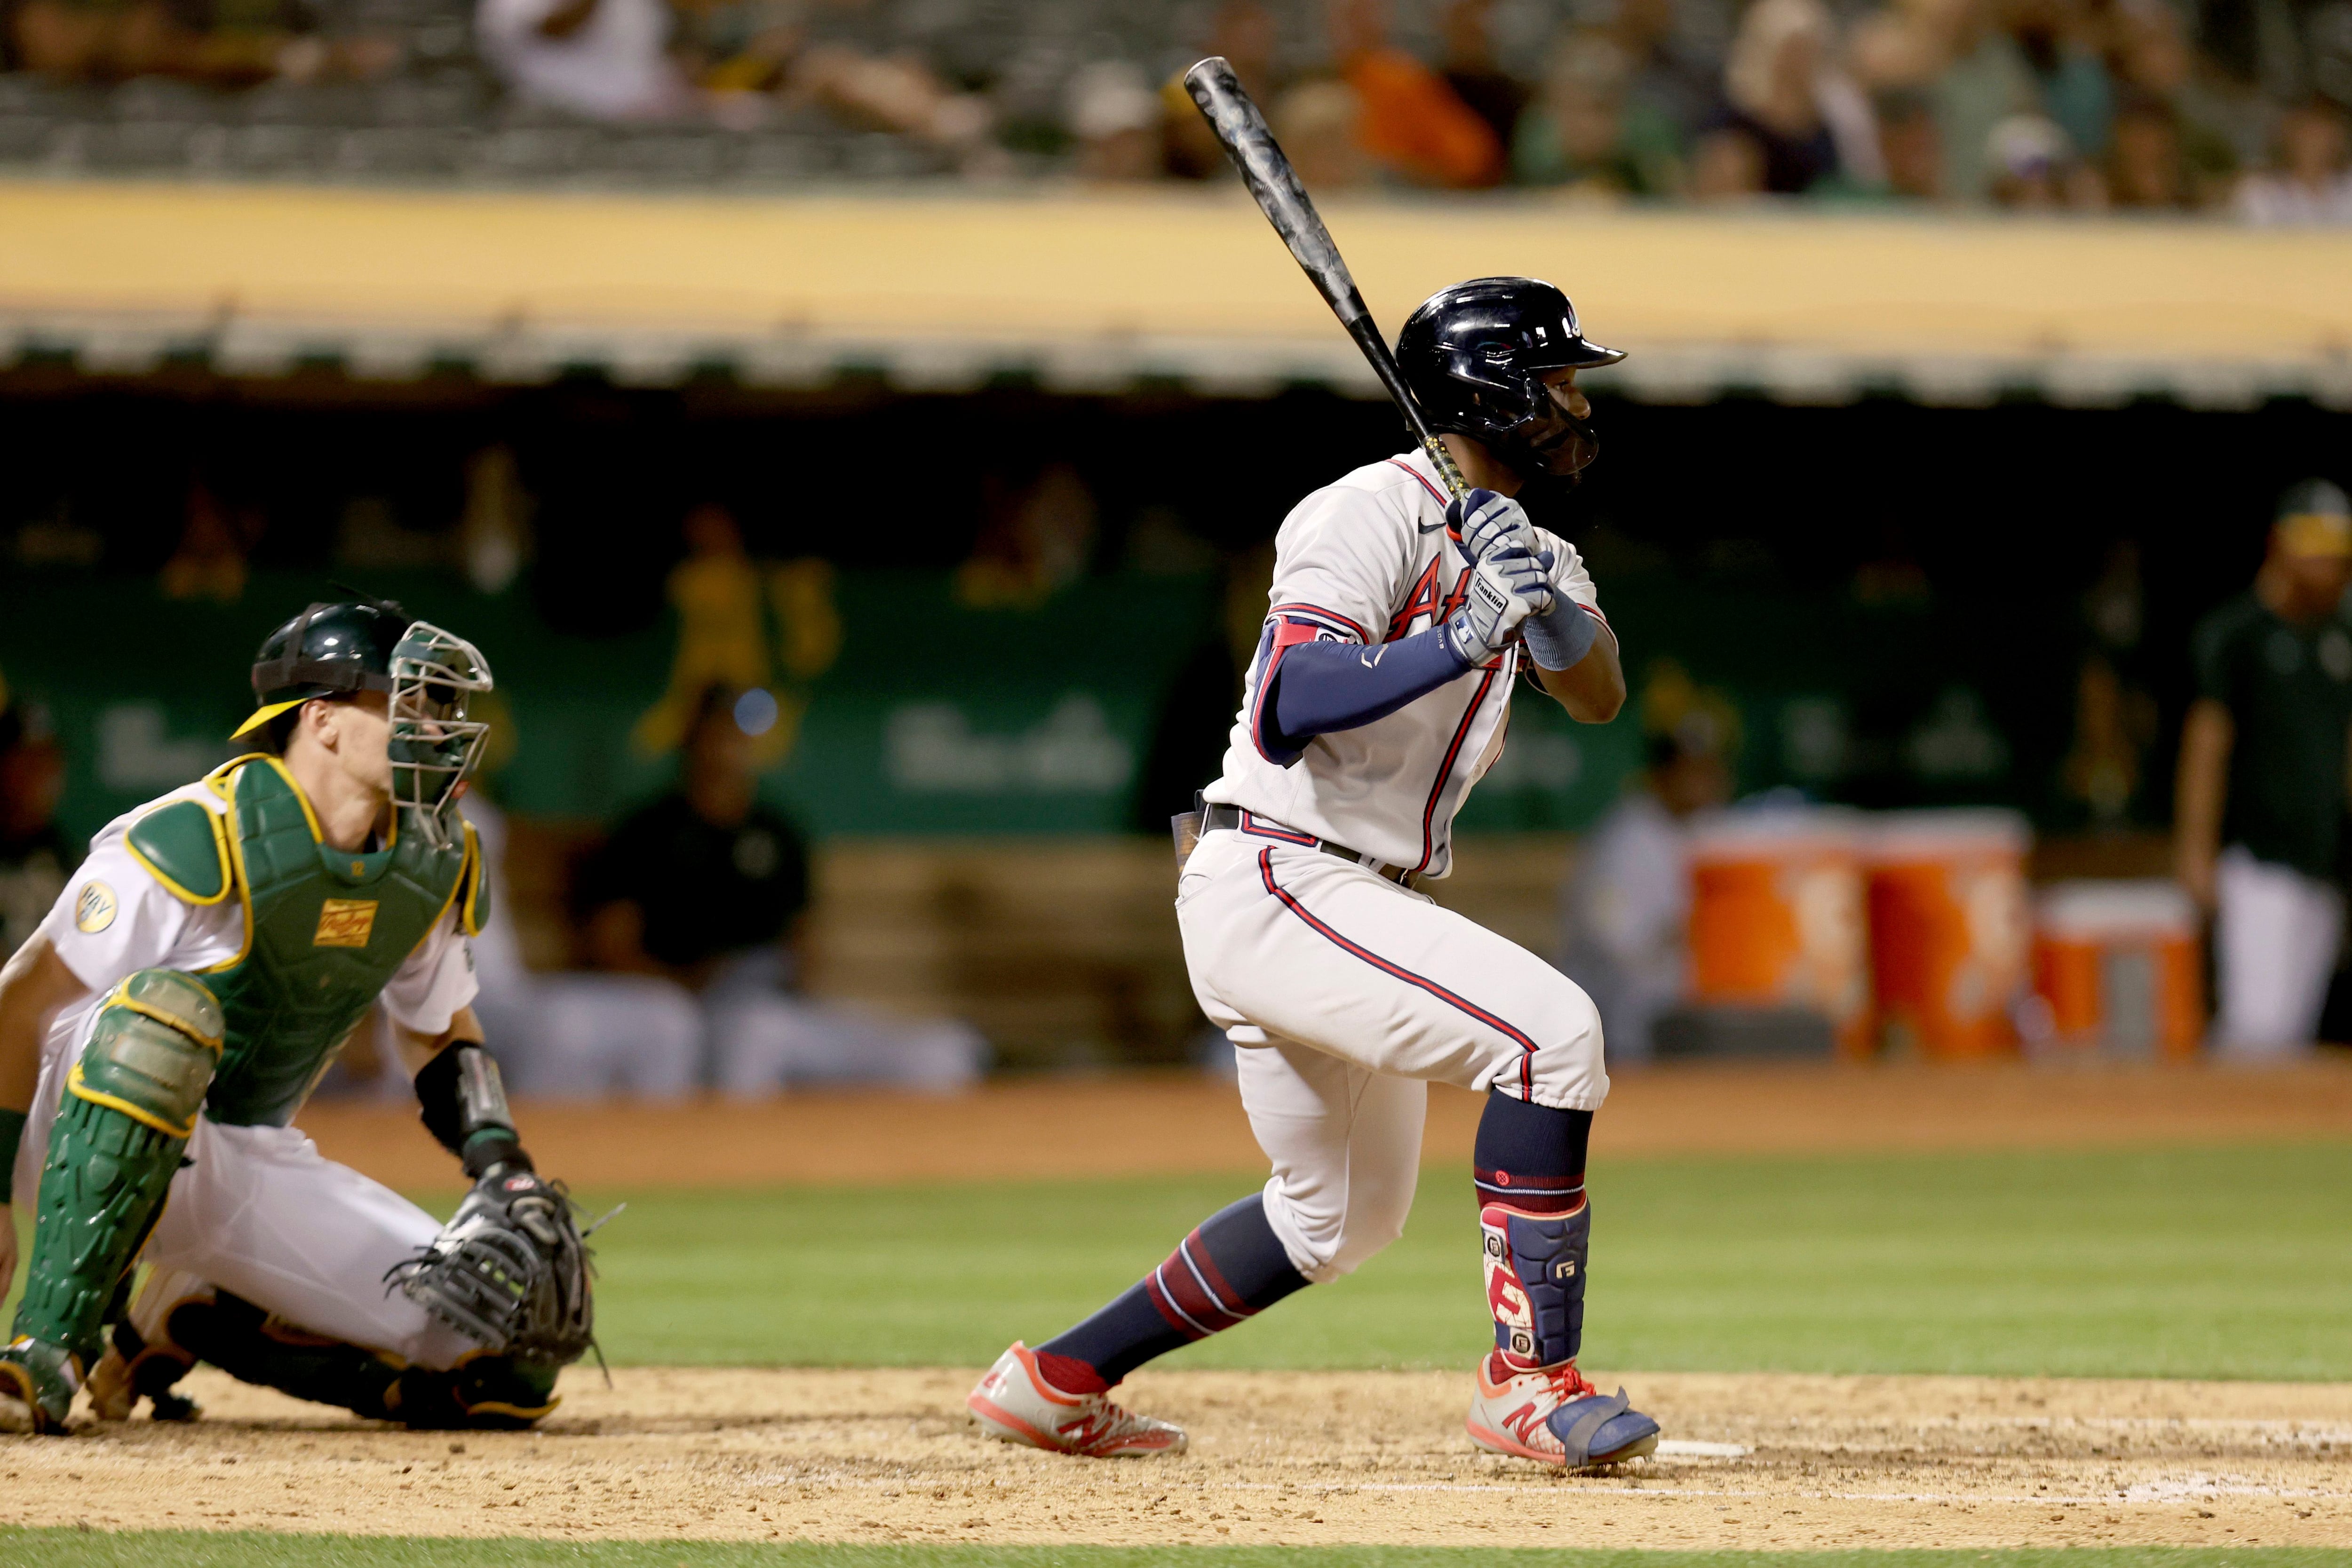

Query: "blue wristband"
left=0, top=1107, right=26, bottom=1204
left=1522, top=600, right=1599, bottom=671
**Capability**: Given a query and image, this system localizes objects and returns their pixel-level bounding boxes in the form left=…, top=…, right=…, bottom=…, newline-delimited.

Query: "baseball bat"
left=1182, top=55, right=1470, bottom=502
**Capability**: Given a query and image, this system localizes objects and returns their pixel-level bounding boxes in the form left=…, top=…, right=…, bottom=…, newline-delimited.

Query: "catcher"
left=0, top=598, right=594, bottom=1434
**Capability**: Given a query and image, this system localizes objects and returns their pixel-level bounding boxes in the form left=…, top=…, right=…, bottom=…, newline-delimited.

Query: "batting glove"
left=1444, top=547, right=1555, bottom=667
left=1446, top=488, right=1539, bottom=564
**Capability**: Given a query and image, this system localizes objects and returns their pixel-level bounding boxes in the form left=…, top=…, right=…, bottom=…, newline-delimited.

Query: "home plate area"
left=4, top=1366, right=2349, bottom=1549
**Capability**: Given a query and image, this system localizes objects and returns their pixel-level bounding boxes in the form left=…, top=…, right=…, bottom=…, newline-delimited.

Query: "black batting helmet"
left=1396, top=277, right=1624, bottom=480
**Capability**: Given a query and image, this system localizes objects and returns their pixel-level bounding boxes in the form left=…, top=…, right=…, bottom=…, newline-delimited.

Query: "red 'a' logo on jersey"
left=1386, top=561, right=1473, bottom=642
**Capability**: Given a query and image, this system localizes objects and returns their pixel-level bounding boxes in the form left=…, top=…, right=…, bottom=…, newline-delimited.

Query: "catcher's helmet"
left=235, top=599, right=411, bottom=738
left=235, top=598, right=494, bottom=846
left=1396, top=277, right=1624, bottom=480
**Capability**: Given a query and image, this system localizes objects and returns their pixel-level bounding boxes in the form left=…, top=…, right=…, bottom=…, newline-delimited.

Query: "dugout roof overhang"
left=3, top=180, right=2350, bottom=409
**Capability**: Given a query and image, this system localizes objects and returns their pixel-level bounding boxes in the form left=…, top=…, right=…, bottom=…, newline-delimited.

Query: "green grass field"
left=8, top=1142, right=2351, bottom=1381
left=4, top=1533, right=2349, bottom=1568
left=570, top=1142, right=2352, bottom=1381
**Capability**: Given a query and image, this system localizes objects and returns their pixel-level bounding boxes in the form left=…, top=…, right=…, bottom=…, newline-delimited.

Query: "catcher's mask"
left=1396, top=276, right=1625, bottom=484
left=387, top=620, right=494, bottom=847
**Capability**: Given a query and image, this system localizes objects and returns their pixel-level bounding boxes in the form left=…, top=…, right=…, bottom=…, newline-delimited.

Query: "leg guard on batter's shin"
left=1480, top=1199, right=1589, bottom=1371
left=12, top=971, right=222, bottom=1367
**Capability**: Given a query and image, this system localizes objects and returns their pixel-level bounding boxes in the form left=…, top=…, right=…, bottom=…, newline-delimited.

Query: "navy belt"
left=1202, top=804, right=1416, bottom=888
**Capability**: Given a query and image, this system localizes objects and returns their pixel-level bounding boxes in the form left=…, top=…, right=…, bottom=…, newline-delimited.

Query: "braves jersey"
left=1204, top=449, right=1610, bottom=880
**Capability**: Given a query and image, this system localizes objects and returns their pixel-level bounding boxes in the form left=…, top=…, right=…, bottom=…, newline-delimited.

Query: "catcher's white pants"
left=16, top=1022, right=475, bottom=1369
left=1177, top=829, right=1608, bottom=1282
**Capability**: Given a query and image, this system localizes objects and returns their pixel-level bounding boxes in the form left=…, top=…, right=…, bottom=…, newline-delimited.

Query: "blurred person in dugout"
left=2175, top=480, right=2352, bottom=1057
left=579, top=683, right=984, bottom=1096
left=1557, top=714, right=1732, bottom=1062
left=0, top=693, right=74, bottom=964
left=461, top=788, right=704, bottom=1100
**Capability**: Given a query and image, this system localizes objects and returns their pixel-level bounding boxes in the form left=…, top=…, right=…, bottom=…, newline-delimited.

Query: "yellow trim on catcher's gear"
left=96, top=976, right=226, bottom=1051
left=465, top=1397, right=561, bottom=1420
left=65, top=1061, right=199, bottom=1140
left=459, top=819, right=486, bottom=937
left=122, top=801, right=234, bottom=907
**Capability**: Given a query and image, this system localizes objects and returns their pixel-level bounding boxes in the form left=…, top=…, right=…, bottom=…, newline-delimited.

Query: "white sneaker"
left=1465, top=1351, right=1660, bottom=1469
left=967, top=1342, right=1188, bottom=1457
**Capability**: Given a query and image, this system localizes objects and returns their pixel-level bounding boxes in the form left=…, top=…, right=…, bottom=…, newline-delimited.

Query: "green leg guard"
left=11, top=970, right=221, bottom=1369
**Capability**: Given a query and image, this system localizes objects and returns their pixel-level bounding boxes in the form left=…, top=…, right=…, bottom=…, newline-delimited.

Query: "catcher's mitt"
left=387, top=1170, right=596, bottom=1366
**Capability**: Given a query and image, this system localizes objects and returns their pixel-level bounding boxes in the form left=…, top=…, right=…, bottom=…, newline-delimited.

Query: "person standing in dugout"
left=2175, top=479, right=2352, bottom=1055
left=969, top=277, right=1660, bottom=1470
left=0, top=600, right=594, bottom=1435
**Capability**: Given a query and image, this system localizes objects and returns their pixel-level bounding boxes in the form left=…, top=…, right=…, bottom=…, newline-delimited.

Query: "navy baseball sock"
left=1034, top=1194, right=1310, bottom=1391
left=1474, top=1090, right=1592, bottom=1215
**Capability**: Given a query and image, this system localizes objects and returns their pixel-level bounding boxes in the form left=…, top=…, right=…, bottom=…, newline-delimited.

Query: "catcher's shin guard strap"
left=1480, top=1199, right=1590, bottom=1372
left=169, top=1291, right=405, bottom=1420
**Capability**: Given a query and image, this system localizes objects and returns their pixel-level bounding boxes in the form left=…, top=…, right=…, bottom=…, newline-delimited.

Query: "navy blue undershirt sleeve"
left=1256, top=622, right=1473, bottom=764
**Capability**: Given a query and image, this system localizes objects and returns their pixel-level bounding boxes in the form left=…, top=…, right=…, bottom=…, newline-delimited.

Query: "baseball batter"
left=969, top=278, right=1659, bottom=1469
left=0, top=599, right=594, bottom=1435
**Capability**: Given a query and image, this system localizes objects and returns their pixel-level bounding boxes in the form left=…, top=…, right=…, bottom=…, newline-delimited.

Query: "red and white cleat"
left=1465, top=1351, right=1660, bottom=1470
left=967, top=1343, right=1188, bottom=1458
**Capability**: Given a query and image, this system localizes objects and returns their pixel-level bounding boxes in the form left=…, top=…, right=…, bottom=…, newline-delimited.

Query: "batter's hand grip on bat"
left=1183, top=55, right=1470, bottom=501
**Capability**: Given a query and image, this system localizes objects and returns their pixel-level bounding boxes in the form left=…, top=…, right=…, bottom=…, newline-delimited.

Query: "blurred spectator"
left=667, top=0, right=799, bottom=96
left=1986, top=109, right=2104, bottom=205
left=1719, top=0, right=1885, bottom=193
left=2109, top=2, right=2243, bottom=199
left=791, top=42, right=995, bottom=163
left=476, top=0, right=688, bottom=119
left=1876, top=86, right=1946, bottom=196
left=584, top=684, right=984, bottom=1094
left=464, top=791, right=705, bottom=1098
left=1689, top=122, right=1769, bottom=196
left=1611, top=0, right=1727, bottom=147
left=1515, top=31, right=1685, bottom=195
left=1327, top=0, right=1506, bottom=187
left=1557, top=716, right=1733, bottom=1062
left=1164, top=0, right=1282, bottom=179
left=2009, top=0, right=2115, bottom=162
left=11, top=0, right=180, bottom=80
left=0, top=696, right=73, bottom=963
left=2175, top=479, right=2352, bottom=1056
left=2236, top=96, right=2352, bottom=221
left=1438, top=0, right=1532, bottom=161
left=2105, top=90, right=2195, bottom=206
left=1065, top=60, right=1164, bottom=181
left=1271, top=77, right=1372, bottom=188
left=1854, top=0, right=2037, bottom=202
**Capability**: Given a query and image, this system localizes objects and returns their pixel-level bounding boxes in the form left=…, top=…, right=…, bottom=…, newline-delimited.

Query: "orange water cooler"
left=2030, top=880, right=2203, bottom=1058
left=1865, top=811, right=2031, bottom=1059
left=1685, top=810, right=1871, bottom=1056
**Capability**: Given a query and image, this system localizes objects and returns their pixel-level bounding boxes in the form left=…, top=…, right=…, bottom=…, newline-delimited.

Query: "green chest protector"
left=6, top=757, right=485, bottom=1388
left=132, top=755, right=485, bottom=1126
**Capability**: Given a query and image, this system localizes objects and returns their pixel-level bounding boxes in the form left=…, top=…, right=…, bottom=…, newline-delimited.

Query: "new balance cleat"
left=1465, top=1351, right=1660, bottom=1470
left=967, top=1342, right=1187, bottom=1458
